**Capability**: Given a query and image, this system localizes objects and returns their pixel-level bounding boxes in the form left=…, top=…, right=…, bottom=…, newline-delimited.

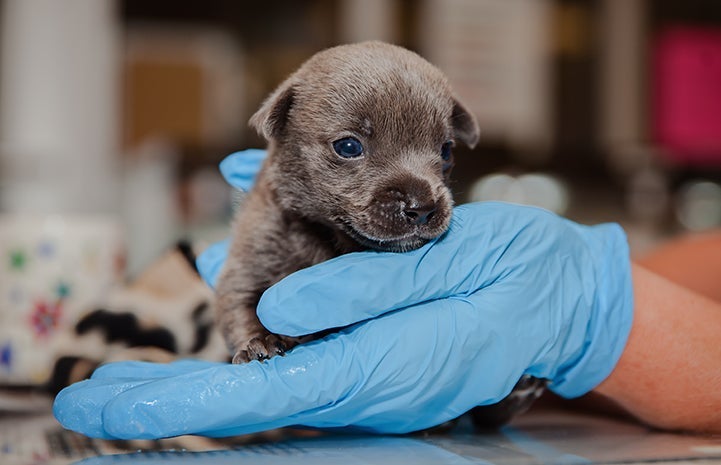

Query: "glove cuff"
left=548, top=223, right=634, bottom=398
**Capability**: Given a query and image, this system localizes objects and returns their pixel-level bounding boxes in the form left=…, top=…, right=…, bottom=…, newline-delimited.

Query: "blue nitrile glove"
left=53, top=202, right=633, bottom=440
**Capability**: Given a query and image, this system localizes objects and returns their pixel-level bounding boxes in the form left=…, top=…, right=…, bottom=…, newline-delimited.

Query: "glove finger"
left=219, top=149, right=267, bottom=191
left=53, top=378, right=156, bottom=439
left=257, top=203, right=498, bottom=336
left=91, top=359, right=226, bottom=380
left=196, top=238, right=231, bottom=288
left=100, top=339, right=364, bottom=439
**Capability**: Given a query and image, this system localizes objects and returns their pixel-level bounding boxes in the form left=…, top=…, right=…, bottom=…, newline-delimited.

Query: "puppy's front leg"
left=215, top=198, right=336, bottom=364
left=216, top=282, right=302, bottom=363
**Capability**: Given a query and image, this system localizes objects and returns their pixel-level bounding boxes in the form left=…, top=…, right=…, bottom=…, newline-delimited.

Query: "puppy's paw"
left=232, top=334, right=288, bottom=364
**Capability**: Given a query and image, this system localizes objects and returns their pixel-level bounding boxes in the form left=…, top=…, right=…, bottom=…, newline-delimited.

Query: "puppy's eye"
left=441, top=141, right=453, bottom=161
left=333, top=137, right=364, bottom=158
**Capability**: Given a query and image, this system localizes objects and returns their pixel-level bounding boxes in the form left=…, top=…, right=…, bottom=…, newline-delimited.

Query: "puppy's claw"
left=232, top=350, right=251, bottom=364
left=232, top=335, right=287, bottom=364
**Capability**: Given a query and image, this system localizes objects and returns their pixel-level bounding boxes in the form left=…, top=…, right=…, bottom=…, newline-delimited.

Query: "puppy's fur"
left=216, top=41, right=479, bottom=363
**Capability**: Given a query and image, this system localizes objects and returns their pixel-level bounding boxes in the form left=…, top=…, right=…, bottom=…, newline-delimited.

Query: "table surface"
left=2, top=403, right=721, bottom=465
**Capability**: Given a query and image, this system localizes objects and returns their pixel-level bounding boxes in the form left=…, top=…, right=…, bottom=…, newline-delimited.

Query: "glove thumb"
left=196, top=238, right=231, bottom=288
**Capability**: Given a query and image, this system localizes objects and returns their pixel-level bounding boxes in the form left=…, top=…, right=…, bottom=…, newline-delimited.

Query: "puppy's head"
left=251, top=41, right=479, bottom=252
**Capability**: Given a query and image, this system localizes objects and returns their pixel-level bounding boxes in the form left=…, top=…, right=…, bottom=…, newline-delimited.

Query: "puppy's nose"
left=402, top=203, right=436, bottom=225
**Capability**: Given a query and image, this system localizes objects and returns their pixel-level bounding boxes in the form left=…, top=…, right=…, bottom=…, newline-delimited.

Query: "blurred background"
left=2, top=0, right=721, bottom=272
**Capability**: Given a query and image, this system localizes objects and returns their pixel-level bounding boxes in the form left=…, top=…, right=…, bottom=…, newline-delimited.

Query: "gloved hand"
left=53, top=200, right=633, bottom=440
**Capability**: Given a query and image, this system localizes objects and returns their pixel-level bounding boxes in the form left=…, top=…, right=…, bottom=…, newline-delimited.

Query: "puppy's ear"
left=451, top=99, right=480, bottom=149
left=249, top=81, right=296, bottom=140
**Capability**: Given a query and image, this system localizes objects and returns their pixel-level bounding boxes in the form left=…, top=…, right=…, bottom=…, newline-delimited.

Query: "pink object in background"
left=652, top=27, right=721, bottom=166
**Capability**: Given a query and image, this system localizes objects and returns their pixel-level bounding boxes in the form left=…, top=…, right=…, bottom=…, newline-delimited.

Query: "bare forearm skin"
left=595, top=263, right=721, bottom=433
left=636, top=231, right=721, bottom=303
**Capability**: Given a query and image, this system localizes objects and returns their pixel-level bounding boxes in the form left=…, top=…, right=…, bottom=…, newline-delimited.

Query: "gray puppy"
left=215, top=41, right=546, bottom=429
left=216, top=41, right=479, bottom=363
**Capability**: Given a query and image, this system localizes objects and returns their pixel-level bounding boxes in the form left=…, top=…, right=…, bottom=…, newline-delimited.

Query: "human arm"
left=251, top=214, right=721, bottom=434
left=595, top=263, right=721, bottom=433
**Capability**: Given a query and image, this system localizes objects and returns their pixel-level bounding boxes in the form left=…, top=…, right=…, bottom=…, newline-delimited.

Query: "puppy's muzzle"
left=344, top=175, right=451, bottom=252
left=368, top=175, right=451, bottom=237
